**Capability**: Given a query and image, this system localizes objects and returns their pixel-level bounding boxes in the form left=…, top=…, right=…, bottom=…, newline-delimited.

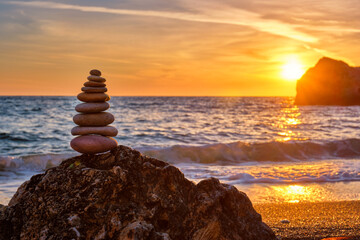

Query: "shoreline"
left=254, top=201, right=360, bottom=240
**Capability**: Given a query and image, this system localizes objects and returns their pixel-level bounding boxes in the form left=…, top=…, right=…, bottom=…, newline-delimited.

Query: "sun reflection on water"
left=272, top=104, right=308, bottom=142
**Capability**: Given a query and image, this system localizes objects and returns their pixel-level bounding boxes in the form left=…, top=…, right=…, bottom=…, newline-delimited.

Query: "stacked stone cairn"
left=70, top=69, right=118, bottom=154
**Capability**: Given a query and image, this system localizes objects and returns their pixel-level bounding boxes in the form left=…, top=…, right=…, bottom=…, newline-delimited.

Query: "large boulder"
left=295, top=57, right=360, bottom=105
left=0, top=145, right=276, bottom=240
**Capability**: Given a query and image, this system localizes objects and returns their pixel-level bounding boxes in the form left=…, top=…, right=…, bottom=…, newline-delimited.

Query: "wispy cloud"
left=5, top=1, right=317, bottom=43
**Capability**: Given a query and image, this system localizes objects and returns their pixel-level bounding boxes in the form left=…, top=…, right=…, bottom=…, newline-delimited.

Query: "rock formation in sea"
left=71, top=69, right=118, bottom=154
left=295, top=57, right=360, bottom=105
left=0, top=145, right=276, bottom=240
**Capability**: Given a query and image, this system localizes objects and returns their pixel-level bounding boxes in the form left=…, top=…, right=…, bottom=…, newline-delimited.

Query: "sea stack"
left=70, top=69, right=118, bottom=154
left=295, top=57, right=360, bottom=105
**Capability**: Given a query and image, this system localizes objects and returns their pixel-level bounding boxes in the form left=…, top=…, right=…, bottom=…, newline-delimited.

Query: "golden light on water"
left=284, top=117, right=301, bottom=125
left=271, top=103, right=308, bottom=142
left=281, top=56, right=306, bottom=81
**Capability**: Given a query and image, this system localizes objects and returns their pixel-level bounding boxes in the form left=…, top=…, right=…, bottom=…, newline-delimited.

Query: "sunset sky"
left=0, top=0, right=359, bottom=96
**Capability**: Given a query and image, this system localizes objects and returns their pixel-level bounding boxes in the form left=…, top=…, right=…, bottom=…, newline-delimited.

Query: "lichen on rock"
left=0, top=145, right=276, bottom=240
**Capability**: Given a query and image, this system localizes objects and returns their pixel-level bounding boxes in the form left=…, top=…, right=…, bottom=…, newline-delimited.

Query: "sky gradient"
left=1, top=0, right=359, bottom=96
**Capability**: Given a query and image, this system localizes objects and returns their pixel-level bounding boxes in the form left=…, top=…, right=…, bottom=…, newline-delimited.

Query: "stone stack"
left=70, top=69, right=118, bottom=154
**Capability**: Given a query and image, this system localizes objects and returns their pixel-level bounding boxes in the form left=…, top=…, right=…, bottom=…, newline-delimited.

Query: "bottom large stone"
left=70, top=135, right=117, bottom=154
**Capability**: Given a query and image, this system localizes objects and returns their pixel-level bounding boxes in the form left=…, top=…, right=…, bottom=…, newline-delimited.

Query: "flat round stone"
left=84, top=81, right=106, bottom=87
left=71, top=126, right=118, bottom=136
left=77, top=93, right=110, bottom=102
left=70, top=135, right=117, bottom=154
left=73, top=112, right=114, bottom=126
left=81, top=87, right=107, bottom=93
left=75, top=102, right=110, bottom=113
left=90, top=69, right=101, bottom=76
left=87, top=75, right=106, bottom=82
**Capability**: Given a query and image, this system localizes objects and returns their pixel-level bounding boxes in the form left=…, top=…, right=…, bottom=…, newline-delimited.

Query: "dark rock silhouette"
left=0, top=145, right=276, bottom=240
left=295, top=57, right=360, bottom=105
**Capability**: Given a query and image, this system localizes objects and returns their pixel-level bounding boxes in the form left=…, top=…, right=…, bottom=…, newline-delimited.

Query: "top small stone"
left=90, top=69, right=101, bottom=76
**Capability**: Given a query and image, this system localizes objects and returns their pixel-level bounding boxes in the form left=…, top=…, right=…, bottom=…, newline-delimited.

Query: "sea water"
left=1, top=96, right=360, bottom=204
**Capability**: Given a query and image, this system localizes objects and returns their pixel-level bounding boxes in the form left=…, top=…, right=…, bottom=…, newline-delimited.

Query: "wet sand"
left=255, top=201, right=360, bottom=240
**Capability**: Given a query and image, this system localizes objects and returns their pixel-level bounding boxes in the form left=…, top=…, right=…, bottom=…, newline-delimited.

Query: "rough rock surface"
left=295, top=57, right=360, bottom=105
left=0, top=145, right=276, bottom=240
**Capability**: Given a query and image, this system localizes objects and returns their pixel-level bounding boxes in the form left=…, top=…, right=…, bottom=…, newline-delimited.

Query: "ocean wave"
left=0, top=142, right=360, bottom=186
left=1, top=139, right=360, bottom=172
left=199, top=171, right=360, bottom=184
left=188, top=169, right=360, bottom=184
left=141, top=138, right=360, bottom=164
left=0, top=132, right=10, bottom=139
left=0, top=132, right=37, bottom=142
left=175, top=159, right=360, bottom=184
left=0, top=153, right=77, bottom=171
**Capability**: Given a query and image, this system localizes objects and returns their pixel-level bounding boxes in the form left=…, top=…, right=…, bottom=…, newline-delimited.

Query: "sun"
left=281, top=57, right=305, bottom=81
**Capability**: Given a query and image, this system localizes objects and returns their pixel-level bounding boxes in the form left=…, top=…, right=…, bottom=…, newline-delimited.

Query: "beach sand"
left=255, top=201, right=360, bottom=240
